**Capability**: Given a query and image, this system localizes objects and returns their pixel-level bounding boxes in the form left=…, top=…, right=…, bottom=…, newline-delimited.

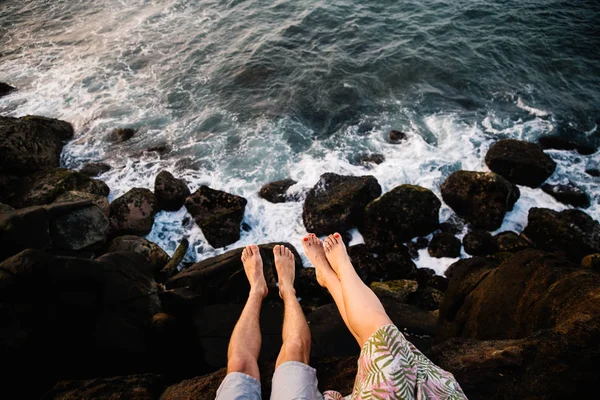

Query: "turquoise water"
left=0, top=0, right=598, bottom=270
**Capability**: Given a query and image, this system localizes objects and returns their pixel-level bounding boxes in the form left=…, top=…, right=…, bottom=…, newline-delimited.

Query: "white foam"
left=516, top=97, right=550, bottom=118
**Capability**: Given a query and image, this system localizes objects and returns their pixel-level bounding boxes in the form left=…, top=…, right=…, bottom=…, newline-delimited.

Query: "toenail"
left=334, top=233, right=340, bottom=238
left=303, top=237, right=308, bottom=241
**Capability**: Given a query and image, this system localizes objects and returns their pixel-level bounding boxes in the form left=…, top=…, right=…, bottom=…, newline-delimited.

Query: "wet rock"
left=485, top=139, right=556, bottom=187
left=0, top=249, right=161, bottom=398
left=108, top=128, right=136, bottom=143
left=415, top=237, right=429, bottom=249
left=109, top=188, right=158, bottom=237
left=354, top=153, right=385, bottom=166
left=362, top=185, right=441, bottom=250
left=494, top=231, right=531, bottom=253
left=154, top=170, right=190, bottom=211
left=10, top=168, right=109, bottom=208
left=441, top=171, right=520, bottom=230
left=108, top=235, right=170, bottom=276
left=435, top=250, right=600, bottom=399
left=0, top=116, right=74, bottom=176
left=428, top=232, right=461, bottom=258
left=348, top=244, right=417, bottom=283
left=582, top=254, right=600, bottom=270
left=54, top=191, right=109, bottom=217
left=389, top=130, right=407, bottom=143
left=295, top=267, right=331, bottom=313
left=370, top=280, right=418, bottom=304
left=585, top=168, right=599, bottom=177
left=523, top=208, right=600, bottom=263
left=416, top=267, right=436, bottom=286
left=0, top=82, right=16, bottom=97
left=50, top=205, right=109, bottom=251
left=0, top=202, right=14, bottom=214
left=541, top=182, right=590, bottom=208
left=80, top=162, right=111, bottom=177
left=438, top=214, right=467, bottom=235
left=539, top=134, right=596, bottom=155
left=259, top=178, right=298, bottom=203
left=44, top=374, right=164, bottom=400
left=463, top=230, right=498, bottom=256
left=406, top=242, right=420, bottom=260
left=407, top=287, right=445, bottom=311
left=184, top=186, right=247, bottom=248
left=302, top=173, right=381, bottom=236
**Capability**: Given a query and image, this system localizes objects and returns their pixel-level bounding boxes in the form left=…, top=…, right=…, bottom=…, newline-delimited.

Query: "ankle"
left=279, top=285, right=297, bottom=298
left=250, top=285, right=268, bottom=299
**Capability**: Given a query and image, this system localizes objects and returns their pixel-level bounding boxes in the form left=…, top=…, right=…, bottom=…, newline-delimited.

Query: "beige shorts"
left=215, top=361, right=323, bottom=400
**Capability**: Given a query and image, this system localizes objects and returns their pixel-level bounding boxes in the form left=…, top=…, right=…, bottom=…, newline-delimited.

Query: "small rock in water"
left=415, top=237, right=429, bottom=249
left=485, top=139, right=556, bottom=187
left=353, top=153, right=385, bottom=166
left=389, top=130, right=407, bottom=143
left=259, top=179, right=297, bottom=203
left=494, top=231, right=531, bottom=253
left=108, top=128, right=136, bottom=143
left=541, top=182, right=590, bottom=208
left=585, top=169, right=599, bottom=177
left=154, top=171, right=190, bottom=211
left=80, top=162, right=111, bottom=177
left=463, top=230, right=498, bottom=256
left=0, top=82, right=16, bottom=97
left=428, top=232, right=461, bottom=258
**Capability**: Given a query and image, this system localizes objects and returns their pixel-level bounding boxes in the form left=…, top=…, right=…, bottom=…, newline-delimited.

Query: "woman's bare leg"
left=324, top=233, right=392, bottom=347
left=302, top=234, right=360, bottom=343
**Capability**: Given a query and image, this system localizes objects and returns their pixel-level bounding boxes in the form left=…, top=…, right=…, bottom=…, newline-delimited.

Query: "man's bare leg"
left=302, top=233, right=360, bottom=343
left=226, top=245, right=269, bottom=380
left=324, top=233, right=393, bottom=347
left=273, top=245, right=311, bottom=368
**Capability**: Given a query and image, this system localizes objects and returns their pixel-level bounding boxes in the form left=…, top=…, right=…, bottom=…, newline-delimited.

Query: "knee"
left=228, top=355, right=260, bottom=380
left=281, top=336, right=311, bottom=363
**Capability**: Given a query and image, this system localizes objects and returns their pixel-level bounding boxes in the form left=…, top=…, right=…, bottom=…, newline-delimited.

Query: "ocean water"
left=1, top=0, right=599, bottom=274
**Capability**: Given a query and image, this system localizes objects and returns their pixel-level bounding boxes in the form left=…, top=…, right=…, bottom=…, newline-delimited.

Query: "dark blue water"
left=0, top=0, right=599, bottom=268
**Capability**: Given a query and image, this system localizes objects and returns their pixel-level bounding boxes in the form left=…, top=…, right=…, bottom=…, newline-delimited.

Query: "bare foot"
left=273, top=244, right=296, bottom=298
left=324, top=233, right=353, bottom=275
left=302, top=233, right=339, bottom=288
left=241, top=244, right=268, bottom=297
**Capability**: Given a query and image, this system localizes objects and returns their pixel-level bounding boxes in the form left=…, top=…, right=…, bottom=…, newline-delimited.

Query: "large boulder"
left=361, top=185, right=441, bottom=250
left=348, top=244, right=417, bottom=283
left=302, top=173, right=381, bottom=236
left=0, top=249, right=161, bottom=398
left=485, top=139, right=556, bottom=187
left=428, top=232, right=461, bottom=258
left=154, top=171, right=190, bottom=211
left=184, top=186, right=247, bottom=248
left=50, top=204, right=109, bottom=251
left=522, top=208, right=600, bottom=263
left=441, top=171, right=520, bottom=230
left=109, top=188, right=158, bottom=237
left=108, top=236, right=170, bottom=276
left=541, top=182, right=590, bottom=208
left=54, top=191, right=109, bottom=217
left=0, top=116, right=74, bottom=176
left=259, top=179, right=298, bottom=203
left=435, top=250, right=600, bottom=399
left=10, top=168, right=109, bottom=208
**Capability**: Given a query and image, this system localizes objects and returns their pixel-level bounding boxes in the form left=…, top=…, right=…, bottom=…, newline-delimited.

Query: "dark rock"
left=50, top=205, right=108, bottom=251
left=0, top=205, right=51, bottom=261
left=158, top=238, right=189, bottom=283
left=44, top=374, right=164, bottom=400
left=389, top=130, right=407, bottom=143
left=463, top=230, right=498, bottom=256
left=54, top=190, right=109, bottom=217
left=167, top=243, right=301, bottom=304
left=523, top=208, right=600, bottom=263
left=161, top=369, right=226, bottom=400
left=441, top=171, right=520, bottom=230
left=80, top=162, right=111, bottom=177
left=416, top=237, right=429, bottom=249
left=582, top=254, right=600, bottom=270
left=0, top=82, right=16, bottom=97
left=416, top=267, right=436, bottom=286
left=184, top=186, right=247, bottom=248
left=438, top=214, right=467, bottom=235
left=295, top=267, right=331, bottom=313
left=0, top=116, right=74, bottom=176
left=539, top=135, right=597, bottom=155
left=407, top=287, right=445, bottom=311
left=435, top=249, right=600, bottom=399
left=108, top=235, right=170, bottom=276
left=0, top=202, right=14, bottom=214
left=354, top=153, right=385, bottom=166
left=348, top=244, right=417, bottom=283
left=259, top=179, right=297, bottom=203
left=308, top=304, right=360, bottom=358
left=585, top=169, right=600, bottom=177
left=302, top=173, right=381, bottom=236
left=428, top=232, right=461, bottom=258
left=108, top=128, right=136, bottom=143
left=541, top=182, right=590, bottom=208
left=494, top=231, right=531, bottom=253
left=10, top=168, right=109, bottom=208
left=0, top=174, right=19, bottom=202
left=154, top=170, right=190, bottom=211
left=485, top=139, right=556, bottom=187
left=427, top=275, right=450, bottom=292
left=109, top=188, right=158, bottom=237
left=370, top=280, right=418, bottom=304
left=0, top=249, right=161, bottom=397
left=145, top=144, right=171, bottom=154
left=406, top=242, right=420, bottom=260
left=362, top=185, right=441, bottom=250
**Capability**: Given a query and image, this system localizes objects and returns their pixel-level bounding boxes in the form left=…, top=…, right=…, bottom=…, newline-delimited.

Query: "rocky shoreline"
left=1, top=102, right=599, bottom=399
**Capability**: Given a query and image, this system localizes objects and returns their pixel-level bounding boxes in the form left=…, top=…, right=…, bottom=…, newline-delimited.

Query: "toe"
left=273, top=245, right=280, bottom=255
left=303, top=236, right=310, bottom=245
left=250, top=244, right=259, bottom=255
left=333, top=233, right=341, bottom=243
left=246, top=246, right=253, bottom=256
